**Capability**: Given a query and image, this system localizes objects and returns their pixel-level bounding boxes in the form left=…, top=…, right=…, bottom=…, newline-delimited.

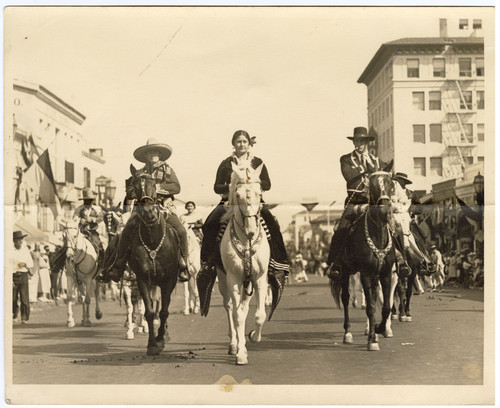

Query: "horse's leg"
left=361, top=273, right=379, bottom=351
left=383, top=269, right=398, bottom=337
left=341, top=272, right=353, bottom=344
left=217, top=269, right=237, bottom=355
left=66, top=269, right=76, bottom=328
left=405, top=273, right=415, bottom=321
left=192, top=275, right=200, bottom=314
left=233, top=285, right=251, bottom=365
left=183, top=281, right=190, bottom=315
left=82, top=280, right=92, bottom=327
left=349, top=275, right=357, bottom=308
left=375, top=266, right=393, bottom=340
left=248, top=275, right=267, bottom=343
left=137, top=280, right=158, bottom=355
left=123, top=286, right=135, bottom=339
left=94, top=276, right=103, bottom=320
left=157, top=278, right=176, bottom=350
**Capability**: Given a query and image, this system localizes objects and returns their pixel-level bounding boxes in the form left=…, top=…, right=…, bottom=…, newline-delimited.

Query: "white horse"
left=218, top=161, right=271, bottom=365
left=122, top=267, right=148, bottom=340
left=62, top=220, right=102, bottom=327
left=182, top=221, right=201, bottom=316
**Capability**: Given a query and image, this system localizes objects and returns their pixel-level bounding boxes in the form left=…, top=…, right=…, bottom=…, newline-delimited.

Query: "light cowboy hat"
left=347, top=126, right=375, bottom=141
left=13, top=230, right=27, bottom=240
left=79, top=187, right=97, bottom=200
left=394, top=172, right=413, bottom=185
left=133, top=138, right=173, bottom=163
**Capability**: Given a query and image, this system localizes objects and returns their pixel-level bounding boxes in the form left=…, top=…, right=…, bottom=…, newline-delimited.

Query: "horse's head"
left=229, top=161, right=263, bottom=238
left=129, top=164, right=159, bottom=223
left=61, top=219, right=80, bottom=258
left=367, top=171, right=395, bottom=221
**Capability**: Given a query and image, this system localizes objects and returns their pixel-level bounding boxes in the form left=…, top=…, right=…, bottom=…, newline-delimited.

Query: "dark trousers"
left=13, top=272, right=30, bottom=321
left=165, top=213, right=189, bottom=257
left=327, top=205, right=358, bottom=265
left=50, top=272, right=60, bottom=299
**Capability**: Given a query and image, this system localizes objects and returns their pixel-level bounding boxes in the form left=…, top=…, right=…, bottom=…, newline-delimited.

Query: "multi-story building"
left=357, top=18, right=485, bottom=192
left=9, top=80, right=112, bottom=241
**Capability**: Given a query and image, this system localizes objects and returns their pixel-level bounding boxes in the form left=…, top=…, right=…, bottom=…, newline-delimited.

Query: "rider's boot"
left=326, top=227, right=348, bottom=280
left=178, top=255, right=190, bottom=283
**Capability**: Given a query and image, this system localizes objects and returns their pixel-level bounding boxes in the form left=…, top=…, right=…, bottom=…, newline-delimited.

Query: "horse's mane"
left=221, top=169, right=245, bottom=223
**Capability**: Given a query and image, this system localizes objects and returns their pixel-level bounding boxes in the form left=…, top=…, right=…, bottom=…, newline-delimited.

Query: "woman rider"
left=180, top=201, right=204, bottom=244
left=200, top=130, right=290, bottom=283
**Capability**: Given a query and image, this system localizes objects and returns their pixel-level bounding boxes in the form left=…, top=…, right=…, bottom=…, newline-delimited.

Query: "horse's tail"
left=329, top=272, right=342, bottom=309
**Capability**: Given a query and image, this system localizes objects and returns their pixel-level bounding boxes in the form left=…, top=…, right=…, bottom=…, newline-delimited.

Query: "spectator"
left=28, top=244, right=40, bottom=303
left=446, top=250, right=458, bottom=284
left=180, top=201, right=204, bottom=244
left=462, top=250, right=473, bottom=289
left=37, top=246, right=52, bottom=302
left=291, top=253, right=309, bottom=283
left=12, top=231, right=34, bottom=324
left=430, top=245, right=445, bottom=292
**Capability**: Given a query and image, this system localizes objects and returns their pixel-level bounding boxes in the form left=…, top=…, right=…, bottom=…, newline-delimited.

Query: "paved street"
left=10, top=275, right=484, bottom=388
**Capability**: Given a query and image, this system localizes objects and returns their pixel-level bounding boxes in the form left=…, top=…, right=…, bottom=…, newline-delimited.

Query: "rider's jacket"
left=214, top=153, right=271, bottom=201
left=340, top=150, right=382, bottom=206
left=73, top=204, right=104, bottom=235
left=126, top=161, right=180, bottom=200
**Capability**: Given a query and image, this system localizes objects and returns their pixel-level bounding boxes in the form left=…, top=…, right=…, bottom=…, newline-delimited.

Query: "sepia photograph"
left=4, top=4, right=494, bottom=405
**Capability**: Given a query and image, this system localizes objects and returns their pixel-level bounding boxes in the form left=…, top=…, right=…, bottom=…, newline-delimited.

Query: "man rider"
left=73, top=188, right=105, bottom=266
left=98, top=138, right=190, bottom=284
left=326, top=126, right=388, bottom=279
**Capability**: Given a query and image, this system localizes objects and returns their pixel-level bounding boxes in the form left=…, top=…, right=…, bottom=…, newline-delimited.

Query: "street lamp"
left=105, top=179, right=117, bottom=206
left=473, top=172, right=484, bottom=207
left=95, top=176, right=109, bottom=206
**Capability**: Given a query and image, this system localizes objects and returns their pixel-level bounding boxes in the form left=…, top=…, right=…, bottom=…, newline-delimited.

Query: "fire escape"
left=441, top=78, right=478, bottom=179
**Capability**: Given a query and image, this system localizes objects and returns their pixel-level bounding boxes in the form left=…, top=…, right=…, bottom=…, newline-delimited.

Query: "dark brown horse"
left=330, top=171, right=396, bottom=351
left=124, top=165, right=181, bottom=356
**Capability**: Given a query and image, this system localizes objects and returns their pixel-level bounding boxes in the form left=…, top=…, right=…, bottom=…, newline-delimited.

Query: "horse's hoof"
left=142, top=324, right=149, bottom=333
left=399, top=315, right=408, bottom=322
left=406, top=316, right=412, bottom=322
left=126, top=332, right=134, bottom=340
left=352, top=300, right=358, bottom=308
left=368, top=342, right=380, bottom=351
left=147, top=346, right=160, bottom=356
left=67, top=320, right=75, bottom=328
left=137, top=327, right=144, bottom=334
left=95, top=311, right=103, bottom=320
left=228, top=345, right=238, bottom=355
left=193, top=306, right=200, bottom=314
left=384, top=329, right=393, bottom=338
left=391, top=314, right=398, bottom=320
left=364, top=328, right=369, bottom=336
left=343, top=333, right=354, bottom=344
left=156, top=341, right=165, bottom=351
left=82, top=320, right=92, bottom=327
left=235, top=355, right=248, bottom=365
left=183, top=309, right=190, bottom=316
left=248, top=330, right=258, bottom=342
left=361, top=305, right=366, bottom=310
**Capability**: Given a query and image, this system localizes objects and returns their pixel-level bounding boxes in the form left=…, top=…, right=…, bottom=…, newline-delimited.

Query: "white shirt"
left=12, top=242, right=34, bottom=274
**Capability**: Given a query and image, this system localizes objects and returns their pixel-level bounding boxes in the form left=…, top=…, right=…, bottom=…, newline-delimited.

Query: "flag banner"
left=23, top=149, right=61, bottom=217
left=21, top=134, right=39, bottom=169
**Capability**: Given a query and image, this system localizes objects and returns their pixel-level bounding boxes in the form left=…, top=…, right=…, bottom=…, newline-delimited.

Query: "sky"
left=4, top=5, right=494, bottom=225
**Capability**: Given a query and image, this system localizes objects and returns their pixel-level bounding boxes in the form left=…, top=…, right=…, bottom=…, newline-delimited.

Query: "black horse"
left=330, top=171, right=396, bottom=351
left=123, top=164, right=181, bottom=356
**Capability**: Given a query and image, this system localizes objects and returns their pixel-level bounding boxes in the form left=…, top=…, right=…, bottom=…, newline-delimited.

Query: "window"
left=476, top=58, right=484, bottom=76
left=433, top=58, right=446, bottom=77
left=390, top=95, right=393, bottom=114
left=477, top=123, right=484, bottom=141
left=407, top=59, right=419, bottom=78
left=460, top=91, right=472, bottom=110
left=478, top=156, right=484, bottom=162
left=459, top=58, right=472, bottom=77
left=83, top=167, right=91, bottom=188
left=477, top=91, right=484, bottom=109
left=430, top=124, right=442, bottom=142
left=65, top=161, right=74, bottom=184
left=473, top=19, right=482, bottom=29
left=414, top=158, right=426, bottom=177
left=413, top=92, right=425, bottom=110
left=464, top=156, right=474, bottom=165
left=429, top=91, right=441, bottom=110
left=461, top=123, right=473, bottom=143
left=413, top=125, right=425, bottom=143
left=430, top=157, right=443, bottom=177
left=459, top=19, right=468, bottom=29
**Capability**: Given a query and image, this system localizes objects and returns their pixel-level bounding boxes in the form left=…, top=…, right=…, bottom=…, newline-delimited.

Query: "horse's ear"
left=383, top=159, right=394, bottom=172
left=130, top=164, right=137, bottom=176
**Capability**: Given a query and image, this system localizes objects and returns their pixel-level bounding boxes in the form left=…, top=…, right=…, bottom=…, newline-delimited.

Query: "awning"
left=14, top=219, right=49, bottom=243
